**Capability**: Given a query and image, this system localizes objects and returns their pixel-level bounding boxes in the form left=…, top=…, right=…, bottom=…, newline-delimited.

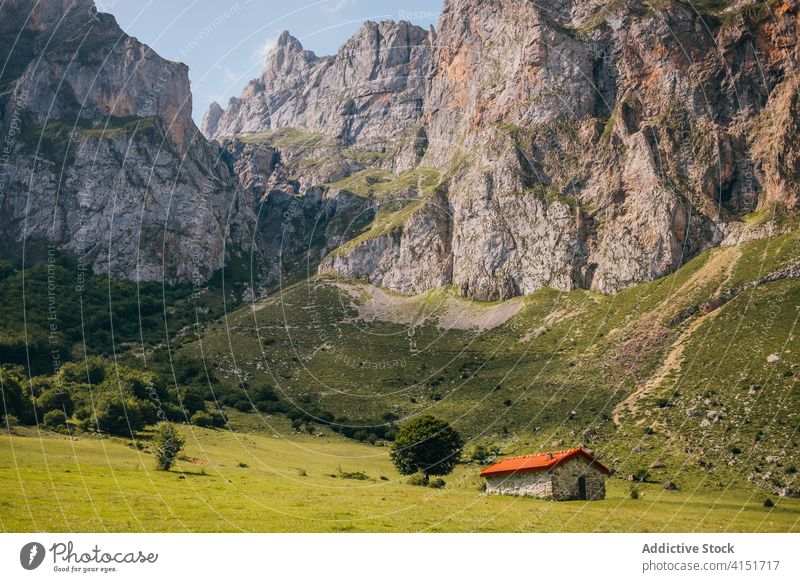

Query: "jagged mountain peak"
left=206, top=18, right=433, bottom=142
left=200, top=101, right=225, bottom=137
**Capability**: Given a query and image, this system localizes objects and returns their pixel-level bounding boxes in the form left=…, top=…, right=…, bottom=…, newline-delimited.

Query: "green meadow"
left=1, top=424, right=798, bottom=533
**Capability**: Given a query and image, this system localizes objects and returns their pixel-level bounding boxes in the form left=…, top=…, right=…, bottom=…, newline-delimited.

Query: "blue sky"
left=101, top=0, right=443, bottom=123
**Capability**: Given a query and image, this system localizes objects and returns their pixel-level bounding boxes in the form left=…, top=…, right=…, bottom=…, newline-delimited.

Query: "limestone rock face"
left=0, top=0, right=261, bottom=284
left=200, top=102, right=224, bottom=138
left=316, top=0, right=800, bottom=299
left=208, top=22, right=433, bottom=149
left=5, top=0, right=799, bottom=300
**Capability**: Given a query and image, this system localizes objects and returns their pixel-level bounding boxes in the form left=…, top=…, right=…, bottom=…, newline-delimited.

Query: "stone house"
left=480, top=448, right=609, bottom=500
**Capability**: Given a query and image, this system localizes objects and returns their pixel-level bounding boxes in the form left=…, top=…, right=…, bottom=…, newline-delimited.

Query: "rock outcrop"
left=209, top=23, right=433, bottom=152
left=200, top=101, right=224, bottom=138
left=210, top=0, right=800, bottom=300
left=0, top=0, right=261, bottom=285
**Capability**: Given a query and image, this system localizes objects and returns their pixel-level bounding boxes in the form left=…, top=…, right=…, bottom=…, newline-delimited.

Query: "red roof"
left=479, top=448, right=610, bottom=477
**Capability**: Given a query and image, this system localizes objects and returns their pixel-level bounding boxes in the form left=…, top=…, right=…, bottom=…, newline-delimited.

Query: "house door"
left=578, top=476, right=587, bottom=500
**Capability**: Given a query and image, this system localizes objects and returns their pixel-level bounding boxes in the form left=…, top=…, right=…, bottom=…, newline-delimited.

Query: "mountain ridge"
left=206, top=0, right=800, bottom=301
left=2, top=0, right=799, bottom=302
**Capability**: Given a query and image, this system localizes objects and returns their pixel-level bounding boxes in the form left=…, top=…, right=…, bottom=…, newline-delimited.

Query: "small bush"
left=633, top=469, right=650, bottom=483
left=630, top=487, right=639, bottom=500
left=234, top=400, right=252, bottom=412
left=729, top=445, right=742, bottom=455
left=153, top=422, right=185, bottom=471
left=338, top=470, right=369, bottom=480
left=43, top=409, right=67, bottom=427
left=408, top=472, right=429, bottom=487
left=763, top=498, right=775, bottom=508
left=191, top=411, right=214, bottom=427
left=3, top=414, right=20, bottom=427
left=429, top=477, right=446, bottom=489
left=471, top=444, right=489, bottom=462
left=209, top=410, right=227, bottom=427
left=237, top=462, right=248, bottom=468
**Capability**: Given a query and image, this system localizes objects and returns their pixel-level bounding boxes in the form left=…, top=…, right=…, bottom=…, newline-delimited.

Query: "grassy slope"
left=2, top=425, right=797, bottom=533
left=182, top=227, right=800, bottom=492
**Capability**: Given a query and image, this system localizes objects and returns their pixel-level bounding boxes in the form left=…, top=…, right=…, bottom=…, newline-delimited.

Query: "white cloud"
left=222, top=66, right=240, bottom=83
left=323, top=0, right=356, bottom=14
left=252, top=36, right=277, bottom=63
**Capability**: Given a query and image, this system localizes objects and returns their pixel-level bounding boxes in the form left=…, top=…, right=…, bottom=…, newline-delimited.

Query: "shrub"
left=729, top=445, right=742, bottom=455
left=632, top=469, right=650, bottom=483
left=2, top=413, right=20, bottom=427
left=408, top=472, right=429, bottom=486
left=36, top=388, right=74, bottom=416
left=0, top=366, right=35, bottom=424
left=471, top=444, right=489, bottom=462
left=153, top=422, right=185, bottom=471
left=234, top=400, right=252, bottom=412
left=43, top=409, right=67, bottom=427
left=94, top=395, right=146, bottom=436
left=177, top=385, right=207, bottom=416
left=209, top=410, right=227, bottom=427
left=630, top=487, right=639, bottom=500
left=55, top=357, right=106, bottom=387
left=390, top=415, right=464, bottom=477
left=429, top=477, right=446, bottom=489
left=763, top=498, right=775, bottom=508
left=191, top=411, right=214, bottom=427
left=338, top=471, right=369, bottom=480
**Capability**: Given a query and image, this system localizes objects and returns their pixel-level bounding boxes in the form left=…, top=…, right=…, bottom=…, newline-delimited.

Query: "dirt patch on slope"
left=333, top=282, right=522, bottom=331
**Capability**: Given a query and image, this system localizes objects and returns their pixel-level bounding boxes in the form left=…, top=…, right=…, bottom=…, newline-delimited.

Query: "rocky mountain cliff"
left=208, top=0, right=800, bottom=301
left=2, top=0, right=798, bottom=301
left=0, top=0, right=261, bottom=285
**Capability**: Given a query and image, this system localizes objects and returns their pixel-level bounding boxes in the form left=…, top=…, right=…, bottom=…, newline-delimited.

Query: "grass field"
left=1, top=425, right=798, bottom=533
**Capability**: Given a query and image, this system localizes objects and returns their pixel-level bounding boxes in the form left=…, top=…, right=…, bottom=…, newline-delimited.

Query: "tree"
left=93, top=394, right=146, bottom=436
left=43, top=409, right=67, bottom=428
left=390, top=415, right=463, bottom=478
left=0, top=366, right=35, bottom=424
left=190, top=410, right=213, bottom=427
left=153, top=422, right=185, bottom=471
left=36, top=388, right=74, bottom=417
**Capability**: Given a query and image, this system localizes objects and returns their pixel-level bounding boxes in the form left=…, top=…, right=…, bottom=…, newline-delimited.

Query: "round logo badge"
left=20, top=542, right=46, bottom=570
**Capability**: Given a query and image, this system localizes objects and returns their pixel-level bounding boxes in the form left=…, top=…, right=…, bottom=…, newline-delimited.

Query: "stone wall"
left=551, top=457, right=606, bottom=501
left=484, top=457, right=606, bottom=500
left=484, top=471, right=553, bottom=498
